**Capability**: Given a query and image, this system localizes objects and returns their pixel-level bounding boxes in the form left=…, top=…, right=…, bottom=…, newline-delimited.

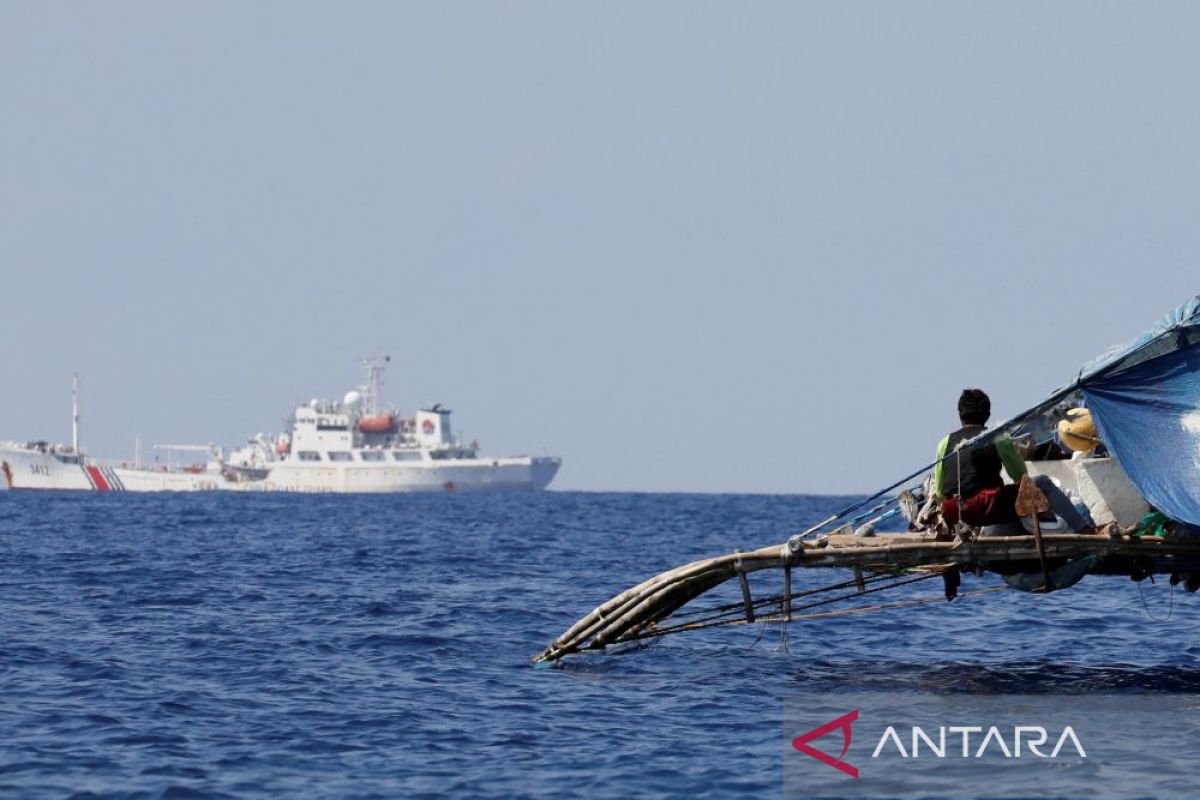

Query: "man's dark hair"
left=958, top=388, right=991, bottom=425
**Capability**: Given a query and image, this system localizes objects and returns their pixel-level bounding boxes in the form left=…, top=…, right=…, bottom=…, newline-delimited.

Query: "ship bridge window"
left=360, top=451, right=385, bottom=462
left=392, top=451, right=422, bottom=462
left=54, top=455, right=80, bottom=464
left=328, top=451, right=353, bottom=462
left=317, top=423, right=348, bottom=431
left=429, top=450, right=450, bottom=461
left=298, top=451, right=321, bottom=462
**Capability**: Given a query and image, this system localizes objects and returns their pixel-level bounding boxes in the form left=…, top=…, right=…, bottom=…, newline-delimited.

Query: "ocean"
left=2, top=491, right=1198, bottom=799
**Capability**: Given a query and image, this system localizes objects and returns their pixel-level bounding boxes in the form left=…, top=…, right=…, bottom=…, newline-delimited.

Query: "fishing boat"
left=533, top=297, right=1200, bottom=664
left=1, top=360, right=561, bottom=493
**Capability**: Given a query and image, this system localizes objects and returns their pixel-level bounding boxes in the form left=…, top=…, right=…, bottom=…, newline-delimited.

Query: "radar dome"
left=343, top=390, right=362, bottom=408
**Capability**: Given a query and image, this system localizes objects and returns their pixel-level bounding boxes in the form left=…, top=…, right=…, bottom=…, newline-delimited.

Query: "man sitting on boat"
left=933, top=389, right=1094, bottom=534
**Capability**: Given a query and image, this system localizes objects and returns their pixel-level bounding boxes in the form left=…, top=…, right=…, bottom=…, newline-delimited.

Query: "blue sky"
left=1, top=3, right=1197, bottom=492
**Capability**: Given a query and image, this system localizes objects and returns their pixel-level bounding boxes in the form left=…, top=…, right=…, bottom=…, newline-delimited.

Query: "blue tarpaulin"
left=1077, top=296, right=1200, bottom=382
left=1084, top=344, right=1200, bottom=528
left=1081, top=298, right=1200, bottom=528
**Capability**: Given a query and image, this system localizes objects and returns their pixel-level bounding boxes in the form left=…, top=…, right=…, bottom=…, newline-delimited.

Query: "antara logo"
left=872, top=725, right=1087, bottom=759
left=791, top=710, right=859, bottom=778
left=791, top=711, right=1088, bottom=779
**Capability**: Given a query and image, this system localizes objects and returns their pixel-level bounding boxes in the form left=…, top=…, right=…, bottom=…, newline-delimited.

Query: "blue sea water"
left=2, top=491, right=1199, bottom=799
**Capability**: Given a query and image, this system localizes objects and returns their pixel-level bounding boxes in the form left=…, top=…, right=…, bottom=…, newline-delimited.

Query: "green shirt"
left=933, top=430, right=1026, bottom=498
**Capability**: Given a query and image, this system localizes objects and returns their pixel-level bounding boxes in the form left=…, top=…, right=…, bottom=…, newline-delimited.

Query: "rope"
left=771, top=573, right=942, bottom=616
left=627, top=573, right=946, bottom=642
left=667, top=570, right=910, bottom=622
left=633, top=584, right=1007, bottom=641
left=657, top=572, right=928, bottom=632
left=772, top=619, right=791, bottom=654
left=848, top=498, right=901, bottom=526
left=773, top=585, right=1006, bottom=622
left=1137, top=577, right=1175, bottom=622
left=954, top=434, right=963, bottom=511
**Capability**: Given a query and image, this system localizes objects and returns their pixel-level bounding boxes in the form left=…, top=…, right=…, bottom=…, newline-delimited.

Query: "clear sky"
left=2, top=3, right=1197, bottom=493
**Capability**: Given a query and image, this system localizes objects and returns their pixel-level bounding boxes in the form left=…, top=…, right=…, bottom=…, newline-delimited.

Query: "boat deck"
left=791, top=530, right=1200, bottom=575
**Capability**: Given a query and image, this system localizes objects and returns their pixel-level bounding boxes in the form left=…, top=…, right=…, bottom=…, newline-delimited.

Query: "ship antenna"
left=361, top=355, right=390, bottom=414
left=72, top=373, right=80, bottom=453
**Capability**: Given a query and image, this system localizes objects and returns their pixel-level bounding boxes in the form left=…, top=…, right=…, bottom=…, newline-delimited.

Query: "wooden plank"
left=785, top=534, right=1200, bottom=574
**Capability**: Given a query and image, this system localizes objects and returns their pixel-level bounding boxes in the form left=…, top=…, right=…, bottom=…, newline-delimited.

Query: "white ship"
left=0, top=440, right=227, bottom=492
left=0, top=377, right=227, bottom=492
left=0, top=362, right=560, bottom=493
left=224, top=358, right=560, bottom=492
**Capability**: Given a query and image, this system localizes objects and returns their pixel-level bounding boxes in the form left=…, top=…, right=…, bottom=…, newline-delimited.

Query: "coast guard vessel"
left=0, top=362, right=560, bottom=493
left=224, top=358, right=560, bottom=492
left=0, top=377, right=227, bottom=492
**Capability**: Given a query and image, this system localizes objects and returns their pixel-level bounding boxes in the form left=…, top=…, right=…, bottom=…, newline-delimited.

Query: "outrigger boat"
left=533, top=297, right=1200, bottom=664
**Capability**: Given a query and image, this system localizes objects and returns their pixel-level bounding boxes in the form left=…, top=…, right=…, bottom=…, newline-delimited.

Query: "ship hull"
left=1, top=444, right=560, bottom=494
left=1, top=446, right=103, bottom=491
left=236, top=455, right=561, bottom=493
left=0, top=445, right=223, bottom=492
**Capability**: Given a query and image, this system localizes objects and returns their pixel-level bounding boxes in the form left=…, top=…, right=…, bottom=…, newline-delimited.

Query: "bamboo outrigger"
left=532, top=523, right=1200, bottom=664
left=533, top=297, right=1200, bottom=665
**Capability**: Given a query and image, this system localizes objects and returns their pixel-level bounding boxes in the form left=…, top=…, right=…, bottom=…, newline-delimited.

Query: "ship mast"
left=72, top=373, right=80, bottom=453
left=361, top=356, right=391, bottom=414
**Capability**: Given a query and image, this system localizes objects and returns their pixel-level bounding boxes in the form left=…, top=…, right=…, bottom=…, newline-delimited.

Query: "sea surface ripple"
left=2, top=491, right=1198, bottom=798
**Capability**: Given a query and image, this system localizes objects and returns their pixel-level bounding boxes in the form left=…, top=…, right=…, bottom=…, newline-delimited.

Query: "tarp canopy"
left=1077, top=295, right=1200, bottom=382
left=968, top=297, right=1200, bottom=448
left=1084, top=343, right=1200, bottom=527
left=1071, top=296, right=1200, bottom=528
left=1039, top=295, right=1200, bottom=528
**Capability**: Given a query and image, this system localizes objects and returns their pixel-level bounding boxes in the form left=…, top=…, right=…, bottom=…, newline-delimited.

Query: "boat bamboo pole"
left=537, top=554, right=751, bottom=660
left=600, top=570, right=731, bottom=647
left=543, top=558, right=723, bottom=650
left=534, top=532, right=1200, bottom=663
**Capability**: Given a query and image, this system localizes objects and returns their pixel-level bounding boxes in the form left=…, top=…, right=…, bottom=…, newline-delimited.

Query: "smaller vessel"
left=0, top=377, right=225, bottom=491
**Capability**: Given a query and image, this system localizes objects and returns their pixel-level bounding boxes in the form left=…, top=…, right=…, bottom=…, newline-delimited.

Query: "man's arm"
left=996, top=435, right=1027, bottom=482
left=932, top=434, right=951, bottom=499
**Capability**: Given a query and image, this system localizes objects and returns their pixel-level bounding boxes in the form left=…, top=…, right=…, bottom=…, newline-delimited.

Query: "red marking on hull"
left=1, top=461, right=11, bottom=489
left=85, top=465, right=111, bottom=491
